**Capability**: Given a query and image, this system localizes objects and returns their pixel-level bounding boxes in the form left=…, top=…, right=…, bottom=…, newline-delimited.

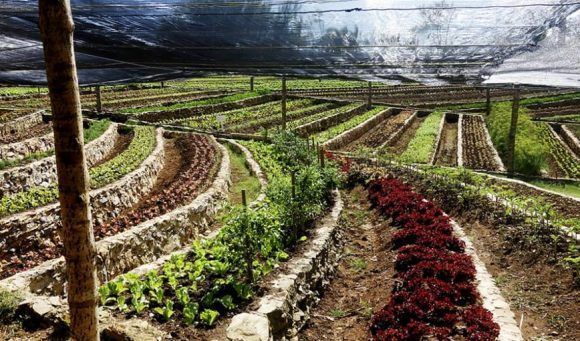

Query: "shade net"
left=0, top=0, right=579, bottom=87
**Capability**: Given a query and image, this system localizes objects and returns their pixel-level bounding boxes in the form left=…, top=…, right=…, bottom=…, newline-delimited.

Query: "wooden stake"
left=95, top=85, right=102, bottom=113
left=506, top=84, right=520, bottom=175
left=367, top=81, right=373, bottom=109
left=485, top=88, right=491, bottom=116
left=281, top=75, right=287, bottom=130
left=250, top=76, right=254, bottom=91
left=242, top=189, right=247, bottom=207
left=320, top=147, right=325, bottom=168
left=38, top=0, right=99, bottom=338
left=161, top=81, right=165, bottom=88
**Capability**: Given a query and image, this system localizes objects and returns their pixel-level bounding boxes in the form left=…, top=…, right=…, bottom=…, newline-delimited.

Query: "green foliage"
left=83, top=120, right=111, bottom=143
left=399, top=111, right=445, bottom=164
left=90, top=125, right=156, bottom=187
left=100, top=131, right=339, bottom=326
left=313, top=106, right=385, bottom=142
left=122, top=92, right=264, bottom=114
left=486, top=102, right=548, bottom=175
left=0, top=289, right=21, bottom=322
left=537, top=123, right=580, bottom=178
left=0, top=125, right=156, bottom=217
left=176, top=98, right=315, bottom=130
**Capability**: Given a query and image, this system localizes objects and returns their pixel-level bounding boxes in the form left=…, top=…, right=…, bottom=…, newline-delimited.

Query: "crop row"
left=98, top=132, right=338, bottom=327
left=538, top=123, right=580, bottom=178
left=287, top=102, right=359, bottom=130
left=0, top=126, right=156, bottom=218
left=0, top=120, right=111, bottom=171
left=344, top=109, right=415, bottom=152
left=462, top=115, right=502, bottom=171
left=313, top=106, right=386, bottom=142
left=123, top=92, right=258, bottom=115
left=172, top=98, right=316, bottom=130
left=0, top=133, right=218, bottom=279
left=400, top=111, right=443, bottom=164
left=367, top=177, right=499, bottom=340
left=228, top=101, right=339, bottom=133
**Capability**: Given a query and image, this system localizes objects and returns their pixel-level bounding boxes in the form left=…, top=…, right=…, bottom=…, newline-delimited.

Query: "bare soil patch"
left=387, top=115, right=425, bottom=155
left=343, top=110, right=414, bottom=152
left=434, top=119, right=458, bottom=166
left=0, top=122, right=52, bottom=144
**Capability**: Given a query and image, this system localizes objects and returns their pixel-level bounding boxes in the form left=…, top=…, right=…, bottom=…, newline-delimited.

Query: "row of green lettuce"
left=0, top=125, right=156, bottom=218
left=99, top=132, right=340, bottom=327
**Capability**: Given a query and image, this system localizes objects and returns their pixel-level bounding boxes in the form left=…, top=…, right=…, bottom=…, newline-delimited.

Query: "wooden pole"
left=506, top=84, right=520, bottom=175
left=38, top=0, right=99, bottom=339
left=320, top=147, right=325, bottom=168
left=250, top=76, right=254, bottom=91
left=95, top=85, right=102, bottom=113
left=281, top=75, right=287, bottom=130
left=291, top=172, right=296, bottom=199
left=161, top=81, right=165, bottom=88
left=241, top=189, right=247, bottom=207
left=485, top=88, right=491, bottom=116
left=367, top=81, right=373, bottom=109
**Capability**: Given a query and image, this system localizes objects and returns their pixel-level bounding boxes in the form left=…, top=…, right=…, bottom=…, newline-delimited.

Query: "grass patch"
left=226, top=144, right=261, bottom=205
left=0, top=289, right=21, bottom=322
left=487, top=103, right=548, bottom=175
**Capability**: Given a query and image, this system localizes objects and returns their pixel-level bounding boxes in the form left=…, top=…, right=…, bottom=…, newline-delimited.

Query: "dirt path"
left=343, top=110, right=414, bottom=152
left=387, top=116, right=425, bottom=155
left=434, top=119, right=458, bottom=167
left=458, top=218, right=580, bottom=340
left=299, top=186, right=396, bottom=341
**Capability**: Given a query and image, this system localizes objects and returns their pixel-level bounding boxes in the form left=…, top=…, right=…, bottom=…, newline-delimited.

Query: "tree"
left=38, top=0, right=99, bottom=339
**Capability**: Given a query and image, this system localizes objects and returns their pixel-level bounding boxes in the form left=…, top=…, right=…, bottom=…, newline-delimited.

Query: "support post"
left=95, top=85, right=102, bottom=113
left=506, top=84, right=520, bottom=175
left=291, top=172, right=296, bottom=199
left=250, top=76, right=254, bottom=91
left=367, top=81, right=373, bottom=109
left=282, top=75, right=287, bottom=130
left=242, top=189, right=247, bottom=207
left=485, top=88, right=491, bottom=116
left=161, top=81, right=165, bottom=88
left=38, top=0, right=99, bottom=339
left=320, top=147, right=325, bottom=168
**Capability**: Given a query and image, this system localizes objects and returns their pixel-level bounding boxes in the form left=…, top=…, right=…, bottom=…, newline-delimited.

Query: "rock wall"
left=322, top=108, right=395, bottom=151
left=138, top=95, right=278, bottom=123
left=0, top=132, right=54, bottom=161
left=227, top=190, right=343, bottom=341
left=0, top=136, right=230, bottom=297
left=0, top=128, right=165, bottom=254
left=559, top=124, right=580, bottom=158
left=0, top=122, right=120, bottom=196
left=0, top=110, right=44, bottom=136
left=294, top=104, right=367, bottom=137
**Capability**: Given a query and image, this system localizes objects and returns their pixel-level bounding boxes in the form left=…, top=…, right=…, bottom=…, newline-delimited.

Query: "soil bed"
left=385, top=115, right=425, bottom=155
left=342, top=110, right=414, bottom=152
left=0, top=122, right=52, bottom=144
left=434, top=116, right=458, bottom=166
left=0, top=134, right=218, bottom=279
left=457, top=217, right=579, bottom=340
left=299, top=186, right=396, bottom=340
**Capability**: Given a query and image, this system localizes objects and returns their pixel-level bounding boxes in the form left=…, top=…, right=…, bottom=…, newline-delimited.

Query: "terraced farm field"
left=1, top=77, right=578, bottom=341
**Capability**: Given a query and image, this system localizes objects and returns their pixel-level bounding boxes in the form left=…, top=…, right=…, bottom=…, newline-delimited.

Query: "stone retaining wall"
left=294, top=103, right=367, bottom=137
left=0, top=110, right=44, bottom=136
left=0, top=128, right=165, bottom=254
left=322, top=108, right=396, bottom=151
left=0, top=132, right=54, bottom=161
left=557, top=124, right=580, bottom=158
left=227, top=190, right=343, bottom=341
left=138, top=95, right=278, bottom=123
left=450, top=219, right=523, bottom=341
left=0, top=122, right=120, bottom=197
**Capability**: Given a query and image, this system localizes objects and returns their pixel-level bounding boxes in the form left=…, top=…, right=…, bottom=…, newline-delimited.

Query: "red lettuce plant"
left=368, top=177, right=499, bottom=340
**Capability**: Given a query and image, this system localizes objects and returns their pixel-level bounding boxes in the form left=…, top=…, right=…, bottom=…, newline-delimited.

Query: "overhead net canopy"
left=1, top=0, right=579, bottom=87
